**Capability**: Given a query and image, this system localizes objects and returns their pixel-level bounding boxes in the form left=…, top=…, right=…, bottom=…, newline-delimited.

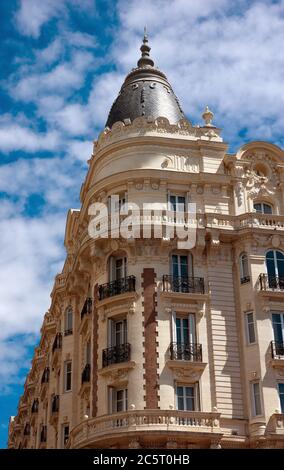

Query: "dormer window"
left=253, top=202, right=272, bottom=214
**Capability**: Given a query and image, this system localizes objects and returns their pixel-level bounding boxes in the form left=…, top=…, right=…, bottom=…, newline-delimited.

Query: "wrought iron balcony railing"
left=64, top=328, right=73, bottom=336
left=163, top=275, right=205, bottom=294
left=81, top=297, right=92, bottom=319
left=23, top=423, right=30, bottom=436
left=170, top=342, right=203, bottom=362
left=240, top=275, right=250, bottom=284
left=98, top=276, right=136, bottom=300
left=102, top=343, right=131, bottom=368
left=52, top=333, right=62, bottom=353
left=41, top=367, right=50, bottom=384
left=82, top=363, right=91, bottom=383
left=31, top=399, right=39, bottom=413
left=40, top=426, right=47, bottom=443
left=259, top=274, right=284, bottom=291
left=51, top=395, right=59, bottom=413
left=271, top=340, right=284, bottom=359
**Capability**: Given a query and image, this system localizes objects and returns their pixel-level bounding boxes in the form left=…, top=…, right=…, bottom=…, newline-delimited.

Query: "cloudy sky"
left=0, top=0, right=284, bottom=447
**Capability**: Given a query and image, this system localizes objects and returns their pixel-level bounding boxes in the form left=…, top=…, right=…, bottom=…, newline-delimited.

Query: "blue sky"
left=0, top=0, right=284, bottom=448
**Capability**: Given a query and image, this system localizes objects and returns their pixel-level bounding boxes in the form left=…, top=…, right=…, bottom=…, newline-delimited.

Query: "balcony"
left=98, top=276, right=136, bottom=301
left=240, top=276, right=250, bottom=285
left=270, top=341, right=284, bottom=368
left=52, top=333, right=62, bottom=353
left=266, top=413, right=284, bottom=438
left=82, top=363, right=91, bottom=384
left=258, top=274, right=284, bottom=294
left=31, top=399, right=39, bottom=413
left=170, top=342, right=202, bottom=362
left=167, top=342, right=206, bottom=379
left=67, top=410, right=222, bottom=448
left=81, top=297, right=92, bottom=320
left=162, top=276, right=205, bottom=294
left=102, top=343, right=131, bottom=368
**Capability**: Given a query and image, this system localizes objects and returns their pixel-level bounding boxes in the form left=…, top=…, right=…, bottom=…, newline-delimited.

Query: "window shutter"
left=171, top=311, right=177, bottom=343
left=108, top=319, right=113, bottom=347
left=108, top=387, right=114, bottom=414
left=109, top=256, right=115, bottom=282
left=188, top=313, right=196, bottom=344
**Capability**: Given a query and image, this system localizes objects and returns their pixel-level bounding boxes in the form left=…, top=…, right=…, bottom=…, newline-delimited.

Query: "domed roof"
left=105, top=32, right=185, bottom=129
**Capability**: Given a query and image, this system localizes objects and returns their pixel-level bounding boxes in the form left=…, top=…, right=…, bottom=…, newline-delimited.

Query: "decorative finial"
left=137, top=28, right=154, bottom=68
left=202, top=105, right=214, bottom=127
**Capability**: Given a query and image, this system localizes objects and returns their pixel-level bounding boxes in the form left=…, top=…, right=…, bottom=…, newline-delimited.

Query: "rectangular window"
left=169, top=195, right=186, bottom=213
left=246, top=312, right=256, bottom=344
left=279, top=383, right=284, bottom=413
left=86, top=340, right=91, bottom=364
left=109, top=387, right=128, bottom=413
left=251, top=382, right=262, bottom=416
left=62, top=424, right=69, bottom=447
left=64, top=361, right=72, bottom=392
left=108, top=318, right=127, bottom=347
left=176, top=384, right=199, bottom=411
left=272, top=313, right=284, bottom=344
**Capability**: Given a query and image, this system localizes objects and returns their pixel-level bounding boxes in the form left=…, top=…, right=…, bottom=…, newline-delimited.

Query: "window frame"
left=253, top=202, right=273, bottom=214
left=245, top=311, right=256, bottom=345
left=64, top=361, right=72, bottom=392
left=64, top=306, right=73, bottom=335
left=176, top=383, right=200, bottom=411
left=251, top=381, right=262, bottom=417
left=61, top=424, right=69, bottom=448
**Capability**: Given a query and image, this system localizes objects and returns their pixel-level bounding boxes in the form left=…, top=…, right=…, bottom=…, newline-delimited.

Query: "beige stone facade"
left=7, top=38, right=284, bottom=450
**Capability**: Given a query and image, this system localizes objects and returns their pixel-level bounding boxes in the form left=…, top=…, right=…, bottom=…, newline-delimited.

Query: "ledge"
left=98, top=361, right=136, bottom=383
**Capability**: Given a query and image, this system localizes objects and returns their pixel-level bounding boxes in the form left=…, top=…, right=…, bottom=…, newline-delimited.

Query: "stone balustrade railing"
left=266, top=413, right=284, bottom=435
left=67, top=410, right=221, bottom=448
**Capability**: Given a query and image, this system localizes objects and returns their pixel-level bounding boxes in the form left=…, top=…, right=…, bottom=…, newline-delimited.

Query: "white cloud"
left=0, top=120, right=61, bottom=153
left=15, top=0, right=64, bottom=38
left=15, top=0, right=96, bottom=38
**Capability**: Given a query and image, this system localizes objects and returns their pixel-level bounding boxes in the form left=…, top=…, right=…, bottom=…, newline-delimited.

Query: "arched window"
left=65, top=306, right=73, bottom=336
left=253, top=202, right=272, bottom=214
left=239, top=253, right=250, bottom=284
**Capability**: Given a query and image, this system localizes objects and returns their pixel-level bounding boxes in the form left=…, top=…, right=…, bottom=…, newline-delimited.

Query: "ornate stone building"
left=8, top=34, right=284, bottom=449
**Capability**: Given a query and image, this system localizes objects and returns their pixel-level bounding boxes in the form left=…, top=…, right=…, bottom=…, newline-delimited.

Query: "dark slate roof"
left=105, top=33, right=185, bottom=129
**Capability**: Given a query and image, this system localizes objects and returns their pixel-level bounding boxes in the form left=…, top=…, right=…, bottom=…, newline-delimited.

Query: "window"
left=172, top=313, right=196, bottom=345
left=62, top=424, right=69, bottom=447
left=108, top=193, right=127, bottom=213
left=272, top=313, right=284, bottom=357
left=109, top=256, right=127, bottom=281
left=253, top=202, right=272, bottom=214
left=245, top=312, right=256, bottom=344
left=169, top=195, right=186, bottom=223
left=65, top=307, right=73, bottom=335
left=85, top=340, right=91, bottom=365
left=278, top=384, right=284, bottom=413
left=108, top=318, right=127, bottom=347
left=251, top=382, right=262, bottom=416
left=176, top=384, right=199, bottom=411
left=64, top=361, right=72, bottom=392
left=240, top=253, right=250, bottom=284
left=266, top=250, right=284, bottom=288
left=108, top=388, right=128, bottom=413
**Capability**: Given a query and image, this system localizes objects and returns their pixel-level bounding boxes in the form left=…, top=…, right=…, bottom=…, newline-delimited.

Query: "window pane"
left=263, top=204, right=272, bottom=214
left=254, top=203, right=261, bottom=213
left=180, top=256, right=188, bottom=277
left=266, top=257, right=276, bottom=278
left=247, top=313, right=255, bottom=343
left=253, top=383, right=261, bottom=416
left=182, top=319, right=189, bottom=344
left=272, top=314, right=283, bottom=343
left=177, top=396, right=184, bottom=410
